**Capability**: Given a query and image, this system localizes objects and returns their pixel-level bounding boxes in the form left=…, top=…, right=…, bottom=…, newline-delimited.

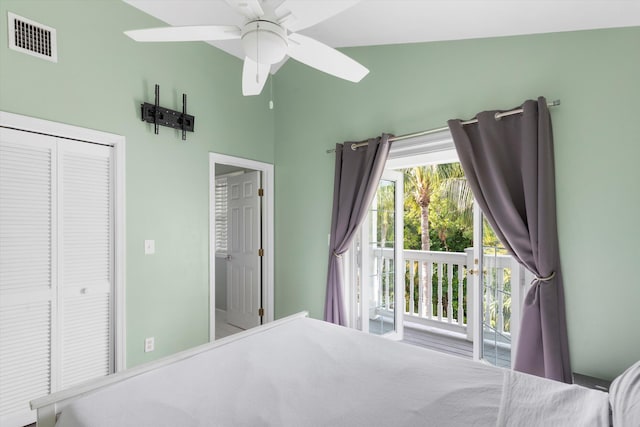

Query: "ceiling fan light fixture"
left=125, top=1, right=369, bottom=96
left=241, top=20, right=288, bottom=65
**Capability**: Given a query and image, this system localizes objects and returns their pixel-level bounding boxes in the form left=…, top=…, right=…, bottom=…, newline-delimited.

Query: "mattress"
left=55, top=317, right=609, bottom=427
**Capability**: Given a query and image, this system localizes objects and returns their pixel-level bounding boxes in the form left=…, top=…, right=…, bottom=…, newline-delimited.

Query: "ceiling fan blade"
left=276, top=0, right=360, bottom=32
left=124, top=25, right=241, bottom=42
left=242, top=57, right=270, bottom=96
left=286, top=33, right=369, bottom=83
left=224, top=0, right=264, bottom=20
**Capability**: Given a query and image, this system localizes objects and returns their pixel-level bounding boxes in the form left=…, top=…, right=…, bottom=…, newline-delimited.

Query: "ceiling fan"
left=124, top=0, right=369, bottom=96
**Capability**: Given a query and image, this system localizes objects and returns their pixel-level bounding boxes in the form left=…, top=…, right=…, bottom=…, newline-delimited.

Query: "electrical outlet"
left=144, top=337, right=155, bottom=352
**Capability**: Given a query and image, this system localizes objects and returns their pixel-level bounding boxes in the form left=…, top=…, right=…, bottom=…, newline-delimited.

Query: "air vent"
left=7, top=12, right=57, bottom=62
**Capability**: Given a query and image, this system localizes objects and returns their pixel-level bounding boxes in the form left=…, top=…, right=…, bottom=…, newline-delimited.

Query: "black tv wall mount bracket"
left=141, top=84, right=194, bottom=140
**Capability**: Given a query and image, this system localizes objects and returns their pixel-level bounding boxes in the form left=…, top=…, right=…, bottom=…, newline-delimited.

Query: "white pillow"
left=609, top=360, right=640, bottom=427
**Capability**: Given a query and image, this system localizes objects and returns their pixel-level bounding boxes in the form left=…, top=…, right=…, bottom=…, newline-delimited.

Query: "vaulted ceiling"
left=124, top=0, right=640, bottom=72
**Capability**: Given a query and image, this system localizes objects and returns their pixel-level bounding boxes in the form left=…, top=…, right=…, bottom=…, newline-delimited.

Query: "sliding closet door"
left=0, top=129, right=57, bottom=427
left=0, top=127, right=114, bottom=426
left=58, top=141, right=113, bottom=389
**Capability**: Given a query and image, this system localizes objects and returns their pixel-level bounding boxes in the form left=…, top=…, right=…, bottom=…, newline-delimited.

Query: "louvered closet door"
left=0, top=129, right=57, bottom=427
left=58, top=141, right=113, bottom=389
left=0, top=128, right=114, bottom=426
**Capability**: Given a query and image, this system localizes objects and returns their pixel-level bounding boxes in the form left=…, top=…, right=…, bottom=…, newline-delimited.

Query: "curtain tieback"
left=531, top=271, right=556, bottom=285
left=333, top=251, right=342, bottom=258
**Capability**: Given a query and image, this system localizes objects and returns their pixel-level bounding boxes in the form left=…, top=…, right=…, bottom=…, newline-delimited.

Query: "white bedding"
left=498, top=370, right=609, bottom=426
left=55, top=317, right=609, bottom=427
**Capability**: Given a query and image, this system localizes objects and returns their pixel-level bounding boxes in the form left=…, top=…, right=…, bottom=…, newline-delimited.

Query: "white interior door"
left=359, top=169, right=404, bottom=340
left=226, top=171, right=261, bottom=330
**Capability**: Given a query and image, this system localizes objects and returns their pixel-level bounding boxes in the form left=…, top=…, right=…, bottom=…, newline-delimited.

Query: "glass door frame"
left=354, top=169, right=404, bottom=340
left=471, top=202, right=484, bottom=361
left=471, top=202, right=526, bottom=368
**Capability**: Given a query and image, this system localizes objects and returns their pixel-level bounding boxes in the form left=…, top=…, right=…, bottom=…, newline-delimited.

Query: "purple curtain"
left=324, top=134, right=392, bottom=325
left=447, top=97, right=571, bottom=383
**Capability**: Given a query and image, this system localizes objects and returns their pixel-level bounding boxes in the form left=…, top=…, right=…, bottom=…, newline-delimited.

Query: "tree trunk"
left=420, top=202, right=430, bottom=315
left=420, top=203, right=430, bottom=251
left=380, top=222, right=387, bottom=248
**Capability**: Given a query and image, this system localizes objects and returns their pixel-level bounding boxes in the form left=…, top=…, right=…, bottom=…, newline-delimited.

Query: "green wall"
left=273, top=27, right=640, bottom=380
left=0, top=0, right=275, bottom=367
left=1, top=0, right=638, bottom=381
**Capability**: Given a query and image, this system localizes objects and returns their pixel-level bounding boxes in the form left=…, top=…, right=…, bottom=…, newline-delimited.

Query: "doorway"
left=208, top=153, right=274, bottom=341
left=348, top=130, right=527, bottom=368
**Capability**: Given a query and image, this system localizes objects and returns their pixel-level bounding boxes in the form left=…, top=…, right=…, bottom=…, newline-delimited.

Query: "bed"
left=30, top=312, right=638, bottom=426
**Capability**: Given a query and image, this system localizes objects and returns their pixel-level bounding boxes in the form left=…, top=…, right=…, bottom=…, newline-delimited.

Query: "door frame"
left=0, top=110, right=127, bottom=371
left=208, top=153, right=274, bottom=341
left=348, top=128, right=527, bottom=365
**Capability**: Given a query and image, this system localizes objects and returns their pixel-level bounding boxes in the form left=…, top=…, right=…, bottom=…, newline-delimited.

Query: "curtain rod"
left=326, top=99, right=561, bottom=153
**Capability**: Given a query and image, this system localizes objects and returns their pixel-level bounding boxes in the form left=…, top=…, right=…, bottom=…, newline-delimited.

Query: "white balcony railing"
left=402, top=249, right=469, bottom=335
left=371, top=247, right=523, bottom=340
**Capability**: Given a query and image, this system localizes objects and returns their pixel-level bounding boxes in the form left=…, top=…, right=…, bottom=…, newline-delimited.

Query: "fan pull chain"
left=269, top=78, right=274, bottom=110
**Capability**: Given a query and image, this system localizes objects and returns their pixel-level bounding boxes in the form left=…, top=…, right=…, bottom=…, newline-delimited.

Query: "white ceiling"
left=123, top=0, right=640, bottom=72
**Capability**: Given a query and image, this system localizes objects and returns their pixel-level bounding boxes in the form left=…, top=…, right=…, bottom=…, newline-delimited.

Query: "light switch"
left=144, top=240, right=155, bottom=255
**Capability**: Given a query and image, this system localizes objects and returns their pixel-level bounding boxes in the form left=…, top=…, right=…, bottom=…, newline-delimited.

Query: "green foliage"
left=370, top=159, right=519, bottom=336
left=484, top=269, right=512, bottom=333
left=482, top=218, right=504, bottom=250
left=403, top=191, right=421, bottom=250
left=401, top=162, right=504, bottom=253
left=403, top=162, right=473, bottom=252
left=429, top=228, right=471, bottom=253
left=372, top=162, right=517, bottom=333
left=375, top=182, right=395, bottom=247
left=400, top=162, right=476, bottom=323
left=428, top=189, right=473, bottom=252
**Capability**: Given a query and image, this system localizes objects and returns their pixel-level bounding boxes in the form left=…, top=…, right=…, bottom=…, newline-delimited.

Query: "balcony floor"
left=402, top=323, right=511, bottom=368
left=403, top=324, right=473, bottom=359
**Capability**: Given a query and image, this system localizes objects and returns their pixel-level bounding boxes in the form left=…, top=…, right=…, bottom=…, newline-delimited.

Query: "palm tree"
left=405, top=166, right=435, bottom=251
left=432, top=163, right=474, bottom=247
left=405, top=163, right=473, bottom=251
left=405, top=163, right=473, bottom=316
